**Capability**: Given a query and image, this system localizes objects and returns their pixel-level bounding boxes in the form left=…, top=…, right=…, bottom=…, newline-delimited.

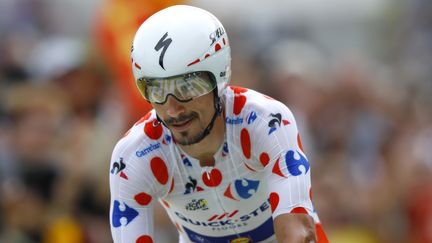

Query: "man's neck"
left=179, top=114, right=225, bottom=167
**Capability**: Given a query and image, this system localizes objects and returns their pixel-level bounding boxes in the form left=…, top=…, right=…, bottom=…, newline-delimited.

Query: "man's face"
left=152, top=92, right=215, bottom=145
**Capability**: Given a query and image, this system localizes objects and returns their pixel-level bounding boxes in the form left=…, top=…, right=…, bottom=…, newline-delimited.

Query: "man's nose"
left=165, top=95, right=185, bottom=117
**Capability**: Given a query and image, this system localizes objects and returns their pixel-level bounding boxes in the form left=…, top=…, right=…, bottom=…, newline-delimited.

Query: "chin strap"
left=199, top=93, right=222, bottom=140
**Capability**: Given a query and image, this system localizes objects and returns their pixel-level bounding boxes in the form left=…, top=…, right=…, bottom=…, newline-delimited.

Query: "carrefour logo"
left=226, top=117, right=243, bottom=125
left=235, top=178, right=259, bottom=199
left=246, top=111, right=257, bottom=124
left=136, top=142, right=160, bottom=157
left=285, top=150, right=310, bottom=176
left=224, top=178, right=260, bottom=201
left=226, top=111, right=257, bottom=125
left=111, top=200, right=138, bottom=228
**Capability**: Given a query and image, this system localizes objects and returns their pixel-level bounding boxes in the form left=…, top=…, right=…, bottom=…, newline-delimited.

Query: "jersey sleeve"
left=109, top=122, right=173, bottom=243
left=249, top=100, right=315, bottom=219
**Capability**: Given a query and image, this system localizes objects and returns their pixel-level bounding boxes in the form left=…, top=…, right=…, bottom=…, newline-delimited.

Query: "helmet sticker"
left=209, top=27, right=225, bottom=46
left=154, top=32, right=172, bottom=70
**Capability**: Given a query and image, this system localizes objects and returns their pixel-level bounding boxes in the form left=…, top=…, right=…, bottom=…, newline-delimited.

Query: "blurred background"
left=0, top=0, right=431, bottom=242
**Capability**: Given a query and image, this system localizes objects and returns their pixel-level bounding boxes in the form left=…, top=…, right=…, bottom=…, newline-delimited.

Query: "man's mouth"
left=169, top=118, right=194, bottom=132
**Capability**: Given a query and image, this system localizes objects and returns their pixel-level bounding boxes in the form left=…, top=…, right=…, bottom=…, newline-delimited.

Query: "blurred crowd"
left=0, top=0, right=431, bottom=243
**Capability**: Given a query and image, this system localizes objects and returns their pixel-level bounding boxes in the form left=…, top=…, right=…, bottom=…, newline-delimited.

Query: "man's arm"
left=244, top=97, right=328, bottom=242
left=274, top=213, right=316, bottom=243
left=109, top=134, right=158, bottom=242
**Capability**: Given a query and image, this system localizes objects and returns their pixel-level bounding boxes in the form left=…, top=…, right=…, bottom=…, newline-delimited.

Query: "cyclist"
left=110, top=5, right=328, bottom=243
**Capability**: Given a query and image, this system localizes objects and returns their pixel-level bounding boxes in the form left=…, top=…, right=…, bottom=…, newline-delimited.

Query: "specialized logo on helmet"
left=154, top=32, right=172, bottom=70
left=209, top=27, right=225, bottom=45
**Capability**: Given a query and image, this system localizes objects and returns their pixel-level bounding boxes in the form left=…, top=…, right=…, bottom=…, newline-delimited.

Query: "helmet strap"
left=199, top=89, right=222, bottom=140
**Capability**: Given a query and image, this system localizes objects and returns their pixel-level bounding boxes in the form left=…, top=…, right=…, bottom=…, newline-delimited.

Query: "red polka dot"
left=309, top=187, right=313, bottom=201
left=205, top=53, right=210, bottom=58
left=136, top=235, right=153, bottom=243
left=144, top=119, right=163, bottom=140
left=269, top=192, right=279, bottom=213
left=233, top=94, right=247, bottom=115
left=135, top=112, right=152, bottom=126
left=290, top=207, right=308, bottom=214
left=202, top=168, right=222, bottom=187
left=240, top=128, right=251, bottom=159
left=230, top=86, right=248, bottom=94
left=169, top=178, right=175, bottom=194
left=162, top=199, right=170, bottom=208
left=215, top=43, right=221, bottom=52
left=150, top=157, right=168, bottom=185
left=134, top=192, right=152, bottom=206
left=259, top=152, right=270, bottom=167
left=223, top=38, right=226, bottom=45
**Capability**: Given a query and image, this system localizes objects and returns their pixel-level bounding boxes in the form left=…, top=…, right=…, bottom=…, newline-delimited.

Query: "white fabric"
left=109, top=86, right=321, bottom=242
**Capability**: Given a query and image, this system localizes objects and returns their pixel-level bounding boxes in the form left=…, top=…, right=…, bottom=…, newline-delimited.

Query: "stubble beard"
left=175, top=129, right=207, bottom=145
left=164, top=112, right=206, bottom=146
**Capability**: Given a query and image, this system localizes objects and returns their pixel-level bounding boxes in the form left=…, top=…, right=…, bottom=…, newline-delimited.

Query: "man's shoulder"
left=110, top=111, right=176, bottom=198
left=223, top=85, right=298, bottom=142
left=112, top=110, right=173, bottom=162
left=224, top=85, right=292, bottom=119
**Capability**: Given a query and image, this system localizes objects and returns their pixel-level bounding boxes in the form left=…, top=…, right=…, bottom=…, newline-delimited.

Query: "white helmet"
left=131, top=5, right=231, bottom=99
